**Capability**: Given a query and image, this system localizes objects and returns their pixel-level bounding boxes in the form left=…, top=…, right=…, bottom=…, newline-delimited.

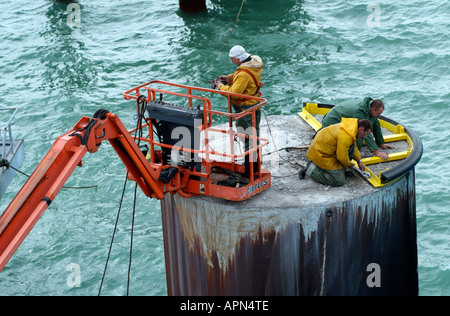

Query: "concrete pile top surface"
left=201, top=114, right=410, bottom=209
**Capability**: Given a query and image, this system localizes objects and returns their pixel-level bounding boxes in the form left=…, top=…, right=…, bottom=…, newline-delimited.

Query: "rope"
left=127, top=182, right=138, bottom=296
left=261, top=109, right=305, bottom=169
left=98, top=98, right=147, bottom=295
left=98, top=172, right=129, bottom=296
left=98, top=96, right=146, bottom=296
left=2, top=110, right=110, bottom=190
left=263, top=146, right=309, bottom=156
left=4, top=162, right=100, bottom=190
left=220, top=0, right=246, bottom=50
left=126, top=96, right=147, bottom=295
left=69, top=109, right=109, bottom=146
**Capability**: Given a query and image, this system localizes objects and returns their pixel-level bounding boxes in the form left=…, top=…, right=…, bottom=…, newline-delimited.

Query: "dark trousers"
left=235, top=107, right=261, bottom=177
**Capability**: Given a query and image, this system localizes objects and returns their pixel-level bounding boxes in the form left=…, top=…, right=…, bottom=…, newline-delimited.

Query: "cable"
left=98, top=172, right=129, bottom=296
left=127, top=182, right=138, bottom=296
left=220, top=0, right=246, bottom=50
left=125, top=96, right=147, bottom=295
left=263, top=146, right=309, bottom=156
left=69, top=109, right=109, bottom=146
left=5, top=163, right=99, bottom=190
left=261, top=109, right=305, bottom=169
left=99, top=100, right=147, bottom=295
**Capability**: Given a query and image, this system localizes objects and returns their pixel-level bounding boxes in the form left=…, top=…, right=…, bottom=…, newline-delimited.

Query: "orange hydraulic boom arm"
left=0, top=110, right=165, bottom=271
left=0, top=81, right=272, bottom=272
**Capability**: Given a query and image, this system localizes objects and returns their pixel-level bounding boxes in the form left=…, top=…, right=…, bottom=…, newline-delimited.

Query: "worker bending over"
left=321, top=97, right=394, bottom=160
left=299, top=118, right=373, bottom=187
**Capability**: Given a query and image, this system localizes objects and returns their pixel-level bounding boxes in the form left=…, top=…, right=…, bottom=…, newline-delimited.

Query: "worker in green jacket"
left=321, top=97, right=395, bottom=160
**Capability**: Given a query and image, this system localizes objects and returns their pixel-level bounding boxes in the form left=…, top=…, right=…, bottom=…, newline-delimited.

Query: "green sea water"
left=0, top=0, right=449, bottom=295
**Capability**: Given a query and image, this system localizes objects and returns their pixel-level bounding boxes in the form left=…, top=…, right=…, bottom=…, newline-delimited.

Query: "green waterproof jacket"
left=321, top=97, right=385, bottom=152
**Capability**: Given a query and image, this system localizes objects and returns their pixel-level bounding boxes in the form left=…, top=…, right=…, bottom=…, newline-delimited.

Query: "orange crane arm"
left=0, top=110, right=164, bottom=271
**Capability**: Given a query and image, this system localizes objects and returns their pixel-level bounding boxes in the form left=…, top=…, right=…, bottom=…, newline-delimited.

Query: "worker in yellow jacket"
left=216, top=45, right=263, bottom=109
left=215, top=45, right=264, bottom=177
left=299, top=118, right=373, bottom=187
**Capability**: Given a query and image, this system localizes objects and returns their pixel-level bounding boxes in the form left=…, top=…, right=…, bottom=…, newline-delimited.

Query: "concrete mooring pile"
left=160, top=114, right=418, bottom=296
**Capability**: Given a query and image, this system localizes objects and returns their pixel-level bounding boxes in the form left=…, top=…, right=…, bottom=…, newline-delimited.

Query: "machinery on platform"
left=0, top=80, right=271, bottom=272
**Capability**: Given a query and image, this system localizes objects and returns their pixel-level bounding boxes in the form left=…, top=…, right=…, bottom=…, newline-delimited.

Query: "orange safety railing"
left=123, top=80, right=269, bottom=185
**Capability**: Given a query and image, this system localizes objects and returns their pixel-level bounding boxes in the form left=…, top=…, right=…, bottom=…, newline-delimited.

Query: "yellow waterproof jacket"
left=307, top=118, right=362, bottom=170
left=219, top=55, right=263, bottom=109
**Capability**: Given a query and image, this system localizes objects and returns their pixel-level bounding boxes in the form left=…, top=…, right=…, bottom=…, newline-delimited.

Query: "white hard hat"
left=229, top=45, right=251, bottom=61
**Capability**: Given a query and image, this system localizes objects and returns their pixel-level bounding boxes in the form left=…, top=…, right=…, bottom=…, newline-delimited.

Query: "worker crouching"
left=299, top=118, right=373, bottom=187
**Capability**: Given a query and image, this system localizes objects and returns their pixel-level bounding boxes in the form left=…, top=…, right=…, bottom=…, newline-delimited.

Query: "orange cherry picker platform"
left=0, top=80, right=271, bottom=272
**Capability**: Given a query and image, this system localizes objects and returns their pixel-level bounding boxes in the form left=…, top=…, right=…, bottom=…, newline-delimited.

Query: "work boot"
left=298, top=161, right=311, bottom=180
